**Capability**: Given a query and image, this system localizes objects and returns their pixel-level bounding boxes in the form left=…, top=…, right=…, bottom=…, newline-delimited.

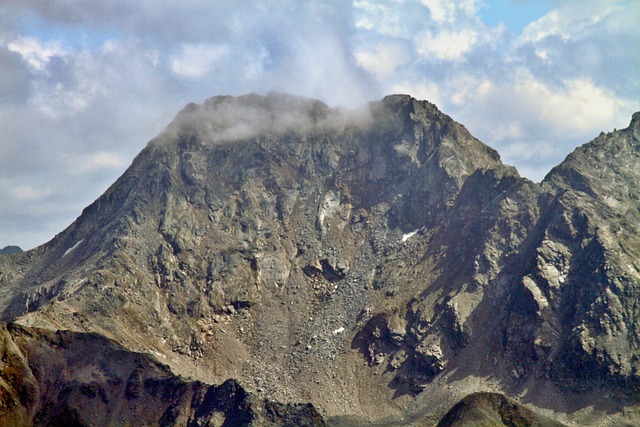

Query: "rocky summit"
left=0, top=92, right=639, bottom=426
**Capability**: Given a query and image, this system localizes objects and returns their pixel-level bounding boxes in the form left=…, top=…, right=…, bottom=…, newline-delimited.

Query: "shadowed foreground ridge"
left=0, top=93, right=639, bottom=426
left=0, top=323, right=324, bottom=426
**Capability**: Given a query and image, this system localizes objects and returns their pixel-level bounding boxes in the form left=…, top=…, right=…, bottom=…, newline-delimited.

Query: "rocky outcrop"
left=436, top=392, right=565, bottom=427
left=0, top=93, right=639, bottom=425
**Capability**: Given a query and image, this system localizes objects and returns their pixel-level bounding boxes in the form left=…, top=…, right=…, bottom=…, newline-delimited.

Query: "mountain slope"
left=1, top=93, right=639, bottom=426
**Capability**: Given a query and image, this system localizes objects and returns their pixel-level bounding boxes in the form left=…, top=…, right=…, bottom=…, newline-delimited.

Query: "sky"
left=1, top=0, right=639, bottom=250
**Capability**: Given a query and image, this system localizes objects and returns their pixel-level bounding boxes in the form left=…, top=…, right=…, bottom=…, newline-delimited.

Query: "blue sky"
left=1, top=0, right=639, bottom=250
left=479, top=0, right=553, bottom=33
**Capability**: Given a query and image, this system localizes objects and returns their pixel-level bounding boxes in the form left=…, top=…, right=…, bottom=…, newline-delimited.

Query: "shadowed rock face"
left=0, top=92, right=639, bottom=426
left=0, top=323, right=325, bottom=427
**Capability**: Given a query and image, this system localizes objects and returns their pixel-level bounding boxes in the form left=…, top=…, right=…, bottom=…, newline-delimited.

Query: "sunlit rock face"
left=0, top=92, right=639, bottom=426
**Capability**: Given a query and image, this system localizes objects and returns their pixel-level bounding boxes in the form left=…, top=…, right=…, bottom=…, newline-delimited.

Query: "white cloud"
left=353, top=0, right=401, bottom=35
left=499, top=140, right=560, bottom=162
left=448, top=70, right=633, bottom=180
left=482, top=72, right=628, bottom=136
left=420, top=0, right=475, bottom=23
left=355, top=42, right=409, bottom=78
left=170, top=44, right=229, bottom=79
left=421, top=0, right=477, bottom=22
left=449, top=75, right=482, bottom=106
left=74, top=152, right=127, bottom=174
left=9, top=184, right=54, bottom=202
left=415, top=28, right=480, bottom=61
left=517, top=2, right=623, bottom=45
left=538, top=78, right=625, bottom=132
left=32, top=79, right=105, bottom=118
left=518, top=10, right=563, bottom=44
left=353, top=0, right=430, bottom=39
left=7, top=37, right=67, bottom=72
left=32, top=48, right=108, bottom=117
left=244, top=46, right=271, bottom=80
left=421, top=0, right=453, bottom=23
left=487, top=121, right=524, bottom=142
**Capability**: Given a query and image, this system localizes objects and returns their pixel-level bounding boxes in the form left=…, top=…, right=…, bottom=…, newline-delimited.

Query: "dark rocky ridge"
left=0, top=247, right=21, bottom=256
left=0, top=323, right=325, bottom=426
left=0, top=92, right=639, bottom=425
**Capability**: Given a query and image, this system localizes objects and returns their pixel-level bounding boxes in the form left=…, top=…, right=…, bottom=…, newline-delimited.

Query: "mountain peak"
left=156, top=93, right=501, bottom=177
left=161, top=92, right=347, bottom=146
left=2, top=94, right=639, bottom=426
left=544, top=110, right=640, bottom=201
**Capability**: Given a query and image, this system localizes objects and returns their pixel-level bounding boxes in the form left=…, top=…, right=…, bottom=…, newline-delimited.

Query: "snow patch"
left=402, top=229, right=419, bottom=242
left=62, top=239, right=84, bottom=258
left=318, top=190, right=341, bottom=231
left=332, top=326, right=345, bottom=335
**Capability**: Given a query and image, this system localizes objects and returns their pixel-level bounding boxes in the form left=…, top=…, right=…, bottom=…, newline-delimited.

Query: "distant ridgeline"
left=0, top=246, right=22, bottom=255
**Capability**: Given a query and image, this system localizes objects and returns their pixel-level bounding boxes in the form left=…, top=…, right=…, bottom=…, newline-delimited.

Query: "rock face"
left=0, top=92, right=639, bottom=426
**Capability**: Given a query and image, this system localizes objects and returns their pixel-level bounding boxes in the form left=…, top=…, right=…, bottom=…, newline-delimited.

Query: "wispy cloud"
left=170, top=44, right=229, bottom=79
left=7, top=37, right=67, bottom=71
